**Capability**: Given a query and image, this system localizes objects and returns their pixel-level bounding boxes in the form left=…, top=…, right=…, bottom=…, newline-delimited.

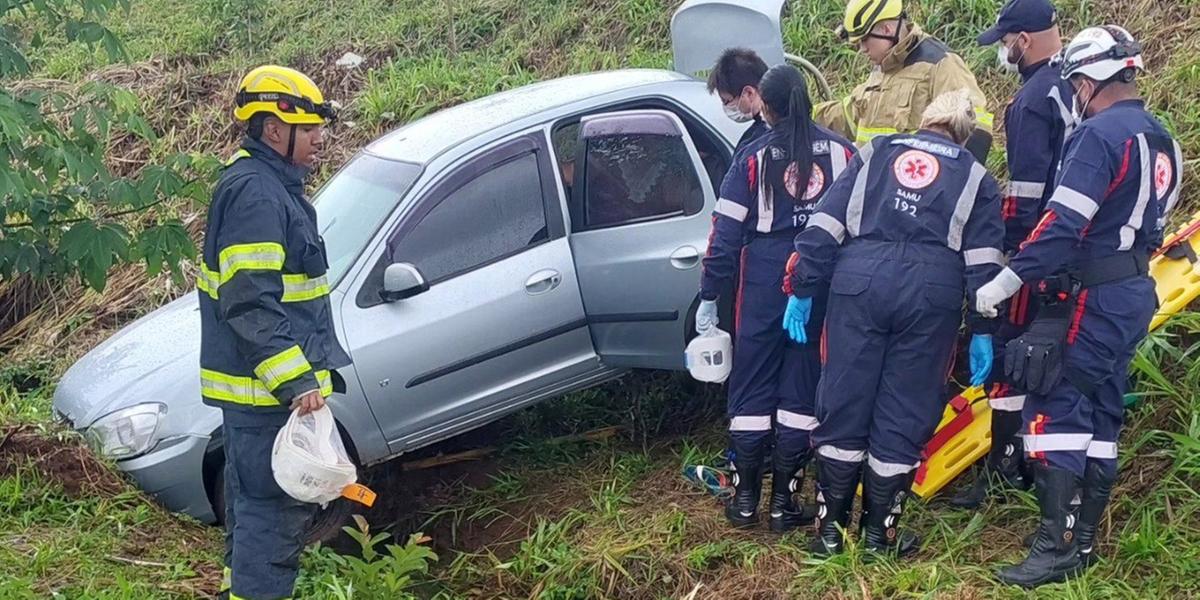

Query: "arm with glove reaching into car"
left=698, top=151, right=757, bottom=334
left=975, top=129, right=1115, bottom=393
left=781, top=142, right=867, bottom=343
left=215, top=191, right=322, bottom=409
left=960, top=173, right=1006, bottom=387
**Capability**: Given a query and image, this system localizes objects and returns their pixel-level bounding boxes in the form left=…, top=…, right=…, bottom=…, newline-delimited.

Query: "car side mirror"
left=381, top=262, right=429, bottom=302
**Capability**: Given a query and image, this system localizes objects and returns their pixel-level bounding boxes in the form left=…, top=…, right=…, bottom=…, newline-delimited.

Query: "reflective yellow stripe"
left=318, top=369, right=333, bottom=397
left=231, top=595, right=290, bottom=600
left=198, top=266, right=329, bottom=302
left=855, top=125, right=899, bottom=144
left=197, top=264, right=221, bottom=299
left=281, top=273, right=331, bottom=302
left=220, top=567, right=231, bottom=593
left=202, top=369, right=331, bottom=406
left=224, top=149, right=251, bottom=167
left=841, top=96, right=857, bottom=139
left=254, top=345, right=312, bottom=392
left=975, top=107, right=995, bottom=129
left=218, top=242, right=285, bottom=283
left=201, top=369, right=279, bottom=406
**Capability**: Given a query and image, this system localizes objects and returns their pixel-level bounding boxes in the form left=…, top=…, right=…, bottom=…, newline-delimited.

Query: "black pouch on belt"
left=1003, top=275, right=1079, bottom=396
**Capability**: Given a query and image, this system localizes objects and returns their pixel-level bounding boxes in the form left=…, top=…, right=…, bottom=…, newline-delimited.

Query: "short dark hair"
left=246, top=113, right=270, bottom=139
left=706, top=48, right=768, bottom=98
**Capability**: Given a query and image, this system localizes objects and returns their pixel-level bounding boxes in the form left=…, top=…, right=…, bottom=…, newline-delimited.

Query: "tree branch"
left=1, top=177, right=202, bottom=228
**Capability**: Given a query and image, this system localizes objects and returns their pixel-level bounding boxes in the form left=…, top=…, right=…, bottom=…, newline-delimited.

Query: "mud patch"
left=0, top=428, right=126, bottom=499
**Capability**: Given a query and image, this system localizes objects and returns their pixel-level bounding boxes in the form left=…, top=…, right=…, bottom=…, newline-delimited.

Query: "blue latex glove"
left=969, top=334, right=993, bottom=387
left=782, top=296, right=812, bottom=344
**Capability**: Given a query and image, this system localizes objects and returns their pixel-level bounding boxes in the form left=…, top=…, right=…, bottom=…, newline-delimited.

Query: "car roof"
left=364, top=69, right=692, bottom=163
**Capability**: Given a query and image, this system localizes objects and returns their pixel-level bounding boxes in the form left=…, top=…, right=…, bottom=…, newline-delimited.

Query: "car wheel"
left=208, top=457, right=355, bottom=545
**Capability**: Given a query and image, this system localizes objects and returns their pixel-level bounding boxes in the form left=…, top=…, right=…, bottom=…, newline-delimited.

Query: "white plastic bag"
left=272, top=406, right=357, bottom=505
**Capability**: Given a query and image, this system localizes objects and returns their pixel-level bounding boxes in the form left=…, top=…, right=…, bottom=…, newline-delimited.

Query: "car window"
left=314, top=155, right=421, bottom=284
left=388, top=152, right=548, bottom=283
left=580, top=132, right=704, bottom=230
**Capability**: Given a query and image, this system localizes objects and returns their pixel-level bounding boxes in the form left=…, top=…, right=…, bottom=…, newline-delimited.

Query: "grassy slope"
left=1, top=0, right=1199, bottom=598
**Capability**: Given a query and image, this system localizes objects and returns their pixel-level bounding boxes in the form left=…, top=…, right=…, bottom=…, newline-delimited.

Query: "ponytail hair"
left=758, top=64, right=815, bottom=205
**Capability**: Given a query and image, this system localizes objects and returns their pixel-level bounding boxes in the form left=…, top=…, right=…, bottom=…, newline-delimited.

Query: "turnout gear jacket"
left=813, top=25, right=995, bottom=160
left=1005, top=99, right=1183, bottom=283
left=788, top=131, right=1004, bottom=325
left=198, top=136, right=351, bottom=412
left=701, top=125, right=856, bottom=301
left=1001, top=59, right=1076, bottom=253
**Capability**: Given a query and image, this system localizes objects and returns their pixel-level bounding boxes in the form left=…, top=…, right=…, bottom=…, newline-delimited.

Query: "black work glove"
left=1003, top=307, right=1072, bottom=396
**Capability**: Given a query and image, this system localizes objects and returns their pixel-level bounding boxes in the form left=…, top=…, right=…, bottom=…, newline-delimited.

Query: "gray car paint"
left=52, top=69, right=748, bottom=522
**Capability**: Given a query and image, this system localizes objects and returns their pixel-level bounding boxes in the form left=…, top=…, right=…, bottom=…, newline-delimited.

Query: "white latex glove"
left=975, top=267, right=1024, bottom=318
left=696, top=299, right=719, bottom=335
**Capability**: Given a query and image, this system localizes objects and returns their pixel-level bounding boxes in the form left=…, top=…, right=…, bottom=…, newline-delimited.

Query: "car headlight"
left=86, top=403, right=166, bottom=460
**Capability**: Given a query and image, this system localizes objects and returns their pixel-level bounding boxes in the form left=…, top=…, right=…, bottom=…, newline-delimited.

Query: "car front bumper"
left=116, top=433, right=218, bottom=524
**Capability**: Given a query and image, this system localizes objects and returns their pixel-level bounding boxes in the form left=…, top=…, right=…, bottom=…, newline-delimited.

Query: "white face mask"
left=724, top=101, right=753, bottom=123
left=996, top=44, right=1021, bottom=75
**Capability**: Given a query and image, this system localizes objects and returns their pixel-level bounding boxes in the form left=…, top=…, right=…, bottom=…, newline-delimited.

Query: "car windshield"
left=314, top=154, right=422, bottom=284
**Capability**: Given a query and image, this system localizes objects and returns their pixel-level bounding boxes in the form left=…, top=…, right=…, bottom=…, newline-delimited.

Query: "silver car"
left=52, top=0, right=819, bottom=533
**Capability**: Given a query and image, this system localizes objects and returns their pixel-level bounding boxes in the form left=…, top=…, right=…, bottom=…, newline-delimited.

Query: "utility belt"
left=1034, top=250, right=1150, bottom=306
left=1008, top=250, right=1148, bottom=400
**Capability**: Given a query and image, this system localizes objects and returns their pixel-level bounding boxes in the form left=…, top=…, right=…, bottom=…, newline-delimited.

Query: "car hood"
left=54, top=294, right=203, bottom=429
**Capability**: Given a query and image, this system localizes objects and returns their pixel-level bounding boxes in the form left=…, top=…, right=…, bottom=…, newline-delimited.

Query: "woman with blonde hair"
left=783, top=90, right=1004, bottom=556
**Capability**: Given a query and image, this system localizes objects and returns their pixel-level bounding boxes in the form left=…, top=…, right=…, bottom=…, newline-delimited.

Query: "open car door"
left=568, top=109, right=717, bottom=370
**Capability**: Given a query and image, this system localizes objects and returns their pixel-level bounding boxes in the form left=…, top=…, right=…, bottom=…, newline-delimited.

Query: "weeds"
left=296, top=515, right=438, bottom=599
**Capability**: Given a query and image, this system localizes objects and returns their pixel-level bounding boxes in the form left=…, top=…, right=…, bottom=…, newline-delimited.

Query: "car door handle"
left=525, top=269, right=562, bottom=295
left=670, top=246, right=701, bottom=270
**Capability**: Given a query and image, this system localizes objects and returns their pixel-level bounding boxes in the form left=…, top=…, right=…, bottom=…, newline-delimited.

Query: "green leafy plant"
left=1, top=0, right=217, bottom=291
left=310, top=515, right=438, bottom=599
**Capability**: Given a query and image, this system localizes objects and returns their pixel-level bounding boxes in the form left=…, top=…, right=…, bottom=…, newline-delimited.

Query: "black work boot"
left=808, top=454, right=862, bottom=556
left=998, top=464, right=1082, bottom=588
left=769, top=447, right=816, bottom=533
left=950, top=409, right=1028, bottom=509
left=861, top=464, right=920, bottom=557
left=724, top=438, right=766, bottom=528
left=1075, top=460, right=1116, bottom=569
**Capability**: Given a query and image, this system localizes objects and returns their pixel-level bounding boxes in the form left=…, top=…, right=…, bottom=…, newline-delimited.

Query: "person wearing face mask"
left=707, top=48, right=770, bottom=154
left=699, top=64, right=855, bottom=533
left=975, top=26, right=1183, bottom=587
left=949, top=0, right=1077, bottom=510
left=812, top=0, right=995, bottom=164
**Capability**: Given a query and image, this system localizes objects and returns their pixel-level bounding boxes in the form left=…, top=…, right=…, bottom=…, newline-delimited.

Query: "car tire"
left=207, top=454, right=355, bottom=545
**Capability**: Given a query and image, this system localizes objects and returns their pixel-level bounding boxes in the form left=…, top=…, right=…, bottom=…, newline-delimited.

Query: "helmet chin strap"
left=286, top=124, right=297, bottom=163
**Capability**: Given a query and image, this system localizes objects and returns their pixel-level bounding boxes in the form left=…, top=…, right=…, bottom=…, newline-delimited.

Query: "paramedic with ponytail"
left=698, top=64, right=855, bottom=533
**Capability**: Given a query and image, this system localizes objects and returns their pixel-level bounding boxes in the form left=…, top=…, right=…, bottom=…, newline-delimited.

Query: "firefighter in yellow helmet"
left=203, top=65, right=349, bottom=600
left=814, top=0, right=996, bottom=162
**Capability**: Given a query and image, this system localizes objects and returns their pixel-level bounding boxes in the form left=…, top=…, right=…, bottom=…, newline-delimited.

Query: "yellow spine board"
left=914, top=210, right=1200, bottom=498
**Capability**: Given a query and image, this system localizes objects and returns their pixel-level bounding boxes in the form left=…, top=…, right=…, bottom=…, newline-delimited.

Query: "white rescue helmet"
left=1056, top=25, right=1144, bottom=82
left=685, top=328, right=733, bottom=383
